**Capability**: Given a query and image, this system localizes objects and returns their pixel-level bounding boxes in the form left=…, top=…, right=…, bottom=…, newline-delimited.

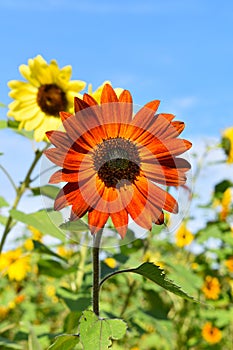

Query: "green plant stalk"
left=0, top=149, right=43, bottom=253
left=92, top=229, right=103, bottom=316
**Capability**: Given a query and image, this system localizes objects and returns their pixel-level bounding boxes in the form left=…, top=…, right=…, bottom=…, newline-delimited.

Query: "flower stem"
left=0, top=149, right=43, bottom=253
left=92, top=229, right=103, bottom=316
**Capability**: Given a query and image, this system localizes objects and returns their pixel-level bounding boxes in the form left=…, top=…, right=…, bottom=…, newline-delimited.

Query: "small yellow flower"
left=202, top=276, right=221, bottom=300
left=104, top=257, right=117, bottom=269
left=0, top=248, right=31, bottom=281
left=202, top=322, right=222, bottom=344
left=175, top=223, right=194, bottom=248
left=225, top=257, right=233, bottom=272
left=28, top=226, right=43, bottom=241
left=24, top=238, right=34, bottom=251
left=142, top=251, right=164, bottom=267
left=222, top=126, right=233, bottom=163
left=220, top=187, right=232, bottom=220
left=0, top=306, right=9, bottom=320
left=45, top=285, right=58, bottom=303
left=191, top=262, right=199, bottom=270
left=8, top=55, right=86, bottom=142
left=57, top=246, right=73, bottom=258
left=87, top=81, right=123, bottom=104
left=8, top=301, right=16, bottom=310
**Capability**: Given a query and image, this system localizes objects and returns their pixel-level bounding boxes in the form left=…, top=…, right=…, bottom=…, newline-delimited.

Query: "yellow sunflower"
left=222, top=126, right=233, bottom=163
left=0, top=248, right=31, bottom=281
left=175, top=222, right=194, bottom=247
left=201, top=322, right=222, bottom=344
left=8, top=55, right=86, bottom=142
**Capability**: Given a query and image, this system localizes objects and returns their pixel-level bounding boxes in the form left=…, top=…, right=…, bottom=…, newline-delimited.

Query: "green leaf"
left=7, top=120, right=34, bottom=139
left=60, top=296, right=91, bottom=312
left=33, top=240, right=67, bottom=261
left=0, top=336, right=22, bottom=349
left=130, top=262, right=197, bottom=302
left=0, top=215, right=7, bottom=226
left=60, top=220, right=88, bottom=232
left=0, top=196, right=9, bottom=208
left=10, top=209, right=65, bottom=242
left=38, top=259, right=76, bottom=278
left=0, top=120, right=7, bottom=129
left=31, top=185, right=60, bottom=199
left=79, top=310, right=127, bottom=350
left=214, top=179, right=233, bottom=199
left=28, top=327, right=43, bottom=350
left=48, top=334, right=79, bottom=350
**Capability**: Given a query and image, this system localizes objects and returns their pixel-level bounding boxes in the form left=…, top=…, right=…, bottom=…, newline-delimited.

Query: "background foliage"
left=0, top=113, right=233, bottom=350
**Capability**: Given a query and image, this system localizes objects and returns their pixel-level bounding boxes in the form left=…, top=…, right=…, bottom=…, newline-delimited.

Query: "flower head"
left=0, top=248, right=31, bottom=281
left=202, top=322, right=222, bottom=344
left=225, top=256, right=233, bottom=272
left=222, top=126, right=233, bottom=163
left=45, top=84, right=192, bottom=238
left=202, top=275, right=221, bottom=300
left=220, top=187, right=232, bottom=221
left=8, top=55, right=86, bottom=142
left=175, top=222, right=194, bottom=247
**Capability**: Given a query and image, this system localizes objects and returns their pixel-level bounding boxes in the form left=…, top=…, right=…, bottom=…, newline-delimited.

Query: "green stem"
left=0, top=149, right=43, bottom=253
left=99, top=268, right=136, bottom=289
left=0, top=164, right=17, bottom=193
left=92, top=229, right=103, bottom=316
left=120, top=279, right=136, bottom=318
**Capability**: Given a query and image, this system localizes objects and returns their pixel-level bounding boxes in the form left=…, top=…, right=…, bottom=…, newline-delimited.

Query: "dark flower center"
left=93, top=138, right=141, bottom=188
left=37, top=84, right=68, bottom=116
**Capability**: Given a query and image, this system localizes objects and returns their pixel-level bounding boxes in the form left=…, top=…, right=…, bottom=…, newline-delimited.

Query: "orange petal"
left=110, top=209, right=128, bottom=238
left=49, top=169, right=78, bottom=183
left=101, top=84, right=119, bottom=104
left=74, top=96, right=91, bottom=113
left=88, top=209, right=109, bottom=234
left=54, top=183, right=79, bottom=210
left=141, top=162, right=188, bottom=186
left=131, top=100, right=160, bottom=130
left=83, top=93, right=99, bottom=106
left=59, top=111, right=73, bottom=123
left=120, top=184, right=152, bottom=230
left=46, top=130, right=73, bottom=150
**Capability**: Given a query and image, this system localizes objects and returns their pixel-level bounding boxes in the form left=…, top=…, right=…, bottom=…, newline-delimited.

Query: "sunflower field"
left=0, top=56, right=233, bottom=350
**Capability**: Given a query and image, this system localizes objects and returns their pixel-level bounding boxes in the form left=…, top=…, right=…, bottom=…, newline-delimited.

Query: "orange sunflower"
left=44, top=84, right=192, bottom=238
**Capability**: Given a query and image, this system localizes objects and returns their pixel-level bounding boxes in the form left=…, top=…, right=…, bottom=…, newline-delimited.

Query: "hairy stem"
left=0, top=149, right=43, bottom=253
left=92, top=229, right=103, bottom=316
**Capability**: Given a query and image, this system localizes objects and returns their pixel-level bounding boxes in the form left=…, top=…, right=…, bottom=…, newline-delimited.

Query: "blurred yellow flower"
left=28, top=226, right=43, bottom=241
left=202, top=322, right=222, bottom=344
left=142, top=251, right=164, bottom=268
left=220, top=187, right=232, bottom=221
left=57, top=246, right=73, bottom=259
left=175, top=223, right=194, bottom=248
left=0, top=248, right=31, bottom=281
left=222, top=126, right=233, bottom=163
left=24, top=238, right=34, bottom=251
left=104, top=257, right=117, bottom=269
left=87, top=81, right=123, bottom=104
left=0, top=306, right=9, bottom=320
left=225, top=257, right=233, bottom=272
left=45, top=285, right=58, bottom=303
left=202, top=276, right=221, bottom=300
left=8, top=55, right=86, bottom=142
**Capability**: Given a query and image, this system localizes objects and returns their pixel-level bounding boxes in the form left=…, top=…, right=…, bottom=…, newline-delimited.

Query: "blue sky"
left=0, top=0, right=233, bottom=247
left=0, top=0, right=233, bottom=136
